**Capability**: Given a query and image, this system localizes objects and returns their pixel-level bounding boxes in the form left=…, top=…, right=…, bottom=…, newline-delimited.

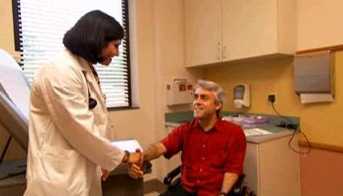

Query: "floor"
left=143, top=179, right=166, bottom=196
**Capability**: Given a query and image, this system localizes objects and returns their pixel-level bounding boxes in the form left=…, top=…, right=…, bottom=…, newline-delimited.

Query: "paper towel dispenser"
left=294, top=50, right=334, bottom=95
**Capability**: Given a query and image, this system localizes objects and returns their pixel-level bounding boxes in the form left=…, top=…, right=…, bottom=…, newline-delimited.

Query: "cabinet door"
left=222, top=0, right=278, bottom=61
left=259, top=137, right=301, bottom=196
left=244, top=143, right=259, bottom=195
left=184, top=0, right=222, bottom=67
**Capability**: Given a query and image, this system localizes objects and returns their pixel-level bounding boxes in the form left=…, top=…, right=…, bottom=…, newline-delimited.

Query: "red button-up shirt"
left=161, top=118, right=246, bottom=196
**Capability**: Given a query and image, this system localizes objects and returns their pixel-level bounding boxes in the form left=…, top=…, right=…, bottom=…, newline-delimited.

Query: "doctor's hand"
left=125, top=149, right=144, bottom=167
left=127, top=149, right=144, bottom=179
left=101, top=168, right=110, bottom=181
left=122, top=149, right=143, bottom=165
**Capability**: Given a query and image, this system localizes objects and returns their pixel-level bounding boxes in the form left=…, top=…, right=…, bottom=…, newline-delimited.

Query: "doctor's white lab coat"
left=24, top=49, right=124, bottom=196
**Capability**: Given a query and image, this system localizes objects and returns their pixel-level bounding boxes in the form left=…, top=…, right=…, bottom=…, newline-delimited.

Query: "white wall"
left=151, top=0, right=204, bottom=179
left=0, top=0, right=15, bottom=54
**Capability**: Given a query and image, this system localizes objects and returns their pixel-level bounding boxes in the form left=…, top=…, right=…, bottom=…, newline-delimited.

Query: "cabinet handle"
left=217, top=42, right=221, bottom=60
left=223, top=45, right=227, bottom=60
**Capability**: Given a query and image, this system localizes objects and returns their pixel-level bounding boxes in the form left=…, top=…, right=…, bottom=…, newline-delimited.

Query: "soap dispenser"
left=233, top=84, right=250, bottom=108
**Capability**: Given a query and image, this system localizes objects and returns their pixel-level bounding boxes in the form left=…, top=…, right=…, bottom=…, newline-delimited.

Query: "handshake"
left=126, top=149, right=145, bottom=179
left=102, top=149, right=145, bottom=181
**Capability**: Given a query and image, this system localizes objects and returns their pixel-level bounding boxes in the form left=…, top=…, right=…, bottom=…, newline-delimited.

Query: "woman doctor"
left=24, top=10, right=141, bottom=196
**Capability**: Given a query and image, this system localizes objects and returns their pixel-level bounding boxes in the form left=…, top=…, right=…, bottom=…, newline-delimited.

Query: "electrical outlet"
left=268, top=94, right=276, bottom=103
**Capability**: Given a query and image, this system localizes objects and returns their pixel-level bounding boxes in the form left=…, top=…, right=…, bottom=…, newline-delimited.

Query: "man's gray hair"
left=194, top=79, right=225, bottom=106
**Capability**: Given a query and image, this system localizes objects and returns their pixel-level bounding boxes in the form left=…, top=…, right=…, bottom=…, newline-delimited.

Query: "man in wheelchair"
left=129, top=80, right=247, bottom=196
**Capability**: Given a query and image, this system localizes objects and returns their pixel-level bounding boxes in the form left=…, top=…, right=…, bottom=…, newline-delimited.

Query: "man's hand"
left=128, top=162, right=144, bottom=179
left=127, top=143, right=167, bottom=179
left=220, top=172, right=239, bottom=195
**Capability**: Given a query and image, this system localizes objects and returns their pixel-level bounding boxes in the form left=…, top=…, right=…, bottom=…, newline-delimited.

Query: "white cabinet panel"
left=244, top=136, right=301, bottom=196
left=184, top=0, right=222, bottom=67
left=184, top=0, right=296, bottom=67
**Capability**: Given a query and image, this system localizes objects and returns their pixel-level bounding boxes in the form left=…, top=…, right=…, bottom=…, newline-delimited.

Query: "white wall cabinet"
left=184, top=0, right=222, bottom=67
left=244, top=136, right=301, bottom=196
left=184, top=0, right=296, bottom=67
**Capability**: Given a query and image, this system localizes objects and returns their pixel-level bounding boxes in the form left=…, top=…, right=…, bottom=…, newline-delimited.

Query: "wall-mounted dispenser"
left=166, top=78, right=193, bottom=106
left=233, top=84, right=250, bottom=108
left=294, top=50, right=334, bottom=104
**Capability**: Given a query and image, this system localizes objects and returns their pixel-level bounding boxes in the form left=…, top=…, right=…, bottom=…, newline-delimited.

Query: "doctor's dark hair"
left=63, top=10, right=124, bottom=64
left=194, top=80, right=225, bottom=115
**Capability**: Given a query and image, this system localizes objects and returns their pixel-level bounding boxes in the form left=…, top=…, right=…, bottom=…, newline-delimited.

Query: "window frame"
left=12, top=0, right=134, bottom=109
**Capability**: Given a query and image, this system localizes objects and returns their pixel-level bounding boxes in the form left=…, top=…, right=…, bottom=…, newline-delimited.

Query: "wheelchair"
left=162, top=166, right=248, bottom=196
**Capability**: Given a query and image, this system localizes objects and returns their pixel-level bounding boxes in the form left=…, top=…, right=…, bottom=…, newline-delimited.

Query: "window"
left=12, top=0, right=132, bottom=108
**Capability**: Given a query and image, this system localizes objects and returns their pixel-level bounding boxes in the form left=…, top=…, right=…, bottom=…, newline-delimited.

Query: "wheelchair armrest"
left=143, top=161, right=152, bottom=174
left=228, top=174, right=246, bottom=196
left=163, top=166, right=246, bottom=196
left=163, top=165, right=181, bottom=185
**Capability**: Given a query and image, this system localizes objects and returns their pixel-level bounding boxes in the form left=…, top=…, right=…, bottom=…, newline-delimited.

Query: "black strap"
left=89, top=65, right=100, bottom=85
left=0, top=136, right=12, bottom=164
left=163, top=165, right=181, bottom=185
